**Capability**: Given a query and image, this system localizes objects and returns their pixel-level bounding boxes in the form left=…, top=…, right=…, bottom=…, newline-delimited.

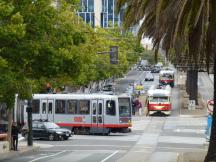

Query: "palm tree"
left=116, top=0, right=216, bottom=161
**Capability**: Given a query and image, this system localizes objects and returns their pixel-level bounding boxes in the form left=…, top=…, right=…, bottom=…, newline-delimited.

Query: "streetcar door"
left=92, top=100, right=97, bottom=126
left=47, top=100, right=54, bottom=122
left=40, top=100, right=54, bottom=121
left=97, top=100, right=104, bottom=128
left=91, top=100, right=104, bottom=130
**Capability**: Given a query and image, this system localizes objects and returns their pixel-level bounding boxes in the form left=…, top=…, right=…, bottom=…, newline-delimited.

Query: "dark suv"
left=21, top=120, right=72, bottom=141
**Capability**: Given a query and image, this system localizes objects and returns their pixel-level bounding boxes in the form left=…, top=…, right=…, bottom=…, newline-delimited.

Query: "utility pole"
left=27, top=100, right=33, bottom=146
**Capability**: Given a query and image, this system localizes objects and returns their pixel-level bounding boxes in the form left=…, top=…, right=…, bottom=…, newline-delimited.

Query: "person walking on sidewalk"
left=11, top=122, right=19, bottom=151
left=135, top=98, right=142, bottom=116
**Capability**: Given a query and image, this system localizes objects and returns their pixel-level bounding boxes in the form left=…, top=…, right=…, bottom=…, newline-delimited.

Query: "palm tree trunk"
left=187, top=69, right=198, bottom=105
left=205, top=56, right=216, bottom=161
left=186, top=71, right=190, bottom=93
left=7, top=108, right=13, bottom=150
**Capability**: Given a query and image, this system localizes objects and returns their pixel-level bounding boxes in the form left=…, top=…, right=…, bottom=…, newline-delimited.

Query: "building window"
left=55, top=100, right=66, bottom=114
left=88, top=0, right=94, bottom=12
left=79, top=100, right=90, bottom=114
left=67, top=100, right=77, bottom=114
left=32, top=100, right=40, bottom=114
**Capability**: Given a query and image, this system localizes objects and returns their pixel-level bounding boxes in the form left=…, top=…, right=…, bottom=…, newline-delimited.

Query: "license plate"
left=66, top=134, right=69, bottom=136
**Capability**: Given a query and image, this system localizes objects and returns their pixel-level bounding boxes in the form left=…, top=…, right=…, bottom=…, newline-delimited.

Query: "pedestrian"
left=132, top=99, right=136, bottom=115
left=137, top=100, right=142, bottom=116
left=134, top=98, right=142, bottom=115
left=11, top=122, right=19, bottom=151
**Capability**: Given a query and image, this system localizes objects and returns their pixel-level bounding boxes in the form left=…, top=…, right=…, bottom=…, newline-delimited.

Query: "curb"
left=0, top=146, right=40, bottom=161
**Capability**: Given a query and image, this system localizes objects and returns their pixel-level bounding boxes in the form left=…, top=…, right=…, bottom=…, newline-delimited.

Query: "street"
left=3, top=69, right=209, bottom=162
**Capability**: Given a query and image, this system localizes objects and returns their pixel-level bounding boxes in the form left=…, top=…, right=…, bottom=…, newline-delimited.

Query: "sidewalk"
left=0, top=141, right=39, bottom=161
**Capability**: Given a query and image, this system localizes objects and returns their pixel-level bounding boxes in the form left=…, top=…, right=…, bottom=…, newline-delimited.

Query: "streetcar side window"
left=32, top=100, right=40, bottom=114
left=106, top=100, right=116, bottom=116
left=67, top=100, right=78, bottom=114
left=79, top=100, right=90, bottom=114
left=55, top=100, right=66, bottom=114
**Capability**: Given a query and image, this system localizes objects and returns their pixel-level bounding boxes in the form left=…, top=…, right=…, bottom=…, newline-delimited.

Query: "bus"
left=147, top=85, right=172, bottom=115
left=15, top=93, right=132, bottom=135
left=159, top=69, right=175, bottom=87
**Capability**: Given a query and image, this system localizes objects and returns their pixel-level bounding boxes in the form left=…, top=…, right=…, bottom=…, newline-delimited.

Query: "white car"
left=145, top=73, right=154, bottom=81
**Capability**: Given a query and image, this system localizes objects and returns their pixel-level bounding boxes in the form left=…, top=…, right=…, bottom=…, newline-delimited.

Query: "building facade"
left=77, top=0, right=124, bottom=28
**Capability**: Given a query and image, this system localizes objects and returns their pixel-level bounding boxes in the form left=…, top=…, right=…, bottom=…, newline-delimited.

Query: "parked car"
left=145, top=73, right=154, bottom=81
left=21, top=120, right=72, bottom=141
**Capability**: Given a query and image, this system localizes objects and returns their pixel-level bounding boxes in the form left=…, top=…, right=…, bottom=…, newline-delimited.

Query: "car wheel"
left=58, top=135, right=64, bottom=141
left=49, top=134, right=55, bottom=141
left=64, top=137, right=69, bottom=140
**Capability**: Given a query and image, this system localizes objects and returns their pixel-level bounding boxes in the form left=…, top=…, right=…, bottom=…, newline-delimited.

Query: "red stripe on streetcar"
left=160, top=80, right=174, bottom=83
left=56, top=123, right=131, bottom=128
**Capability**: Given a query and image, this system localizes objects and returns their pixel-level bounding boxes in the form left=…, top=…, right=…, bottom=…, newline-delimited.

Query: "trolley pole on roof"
left=27, top=100, right=33, bottom=146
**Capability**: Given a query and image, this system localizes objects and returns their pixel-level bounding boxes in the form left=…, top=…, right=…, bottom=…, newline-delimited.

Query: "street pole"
left=27, top=100, right=33, bottom=146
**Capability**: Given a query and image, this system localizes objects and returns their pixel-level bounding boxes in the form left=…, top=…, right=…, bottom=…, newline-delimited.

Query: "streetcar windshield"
left=161, top=73, right=173, bottom=80
left=118, top=98, right=131, bottom=117
left=149, top=96, right=169, bottom=103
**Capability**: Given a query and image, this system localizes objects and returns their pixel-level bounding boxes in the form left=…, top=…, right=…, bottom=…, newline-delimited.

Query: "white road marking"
left=53, top=144, right=130, bottom=147
left=28, top=150, right=66, bottom=162
left=101, top=150, right=119, bottom=162
left=42, top=149, right=126, bottom=153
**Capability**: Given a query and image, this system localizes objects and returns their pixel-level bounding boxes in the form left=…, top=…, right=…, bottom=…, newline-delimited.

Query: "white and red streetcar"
left=147, top=85, right=172, bottom=115
left=15, top=93, right=132, bottom=135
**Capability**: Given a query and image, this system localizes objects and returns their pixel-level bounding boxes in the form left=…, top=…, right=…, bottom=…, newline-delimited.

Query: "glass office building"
left=77, top=0, right=123, bottom=28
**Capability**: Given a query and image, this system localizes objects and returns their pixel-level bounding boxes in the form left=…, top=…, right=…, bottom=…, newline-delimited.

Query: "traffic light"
left=110, top=46, right=118, bottom=64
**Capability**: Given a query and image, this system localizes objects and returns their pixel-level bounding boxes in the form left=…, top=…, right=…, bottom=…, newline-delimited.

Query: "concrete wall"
left=94, top=0, right=102, bottom=27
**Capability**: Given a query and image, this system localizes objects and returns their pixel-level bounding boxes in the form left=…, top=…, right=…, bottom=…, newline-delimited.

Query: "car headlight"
left=56, top=132, right=63, bottom=134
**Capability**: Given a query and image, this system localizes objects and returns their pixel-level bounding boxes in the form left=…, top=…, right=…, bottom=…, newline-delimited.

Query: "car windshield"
left=118, top=98, right=131, bottom=117
left=44, top=122, right=60, bottom=129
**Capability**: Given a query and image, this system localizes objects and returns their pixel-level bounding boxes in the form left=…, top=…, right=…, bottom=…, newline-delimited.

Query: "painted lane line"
left=28, top=150, right=66, bottom=162
left=53, top=144, right=131, bottom=147
left=101, top=150, right=119, bottom=162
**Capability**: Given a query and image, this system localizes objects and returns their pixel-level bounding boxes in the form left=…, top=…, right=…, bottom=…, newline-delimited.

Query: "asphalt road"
left=3, top=69, right=207, bottom=162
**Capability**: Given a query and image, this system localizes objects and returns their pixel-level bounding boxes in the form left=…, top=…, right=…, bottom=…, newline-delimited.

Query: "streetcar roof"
left=147, top=85, right=171, bottom=96
left=159, top=70, right=174, bottom=75
left=32, top=93, right=129, bottom=100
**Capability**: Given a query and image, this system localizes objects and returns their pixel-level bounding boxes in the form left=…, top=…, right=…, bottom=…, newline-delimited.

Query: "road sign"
left=188, top=100, right=195, bottom=110
left=207, top=99, right=214, bottom=114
